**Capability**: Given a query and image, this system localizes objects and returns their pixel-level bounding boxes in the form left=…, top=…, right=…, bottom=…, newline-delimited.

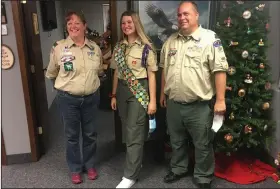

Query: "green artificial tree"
left=214, top=1, right=275, bottom=155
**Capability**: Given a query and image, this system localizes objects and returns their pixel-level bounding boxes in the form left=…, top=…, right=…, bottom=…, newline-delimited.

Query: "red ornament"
left=266, top=23, right=269, bottom=30
left=224, top=133, right=233, bottom=143
left=244, top=125, right=252, bottom=134
left=224, top=17, right=232, bottom=27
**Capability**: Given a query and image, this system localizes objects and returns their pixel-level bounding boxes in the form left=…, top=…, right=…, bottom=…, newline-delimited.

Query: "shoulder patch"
left=213, top=39, right=222, bottom=47
left=53, top=42, right=58, bottom=48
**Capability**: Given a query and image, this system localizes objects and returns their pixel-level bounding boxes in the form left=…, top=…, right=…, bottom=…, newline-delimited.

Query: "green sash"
left=114, top=42, right=149, bottom=111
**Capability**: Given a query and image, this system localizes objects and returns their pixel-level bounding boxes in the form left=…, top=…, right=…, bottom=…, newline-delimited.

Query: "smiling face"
left=121, top=16, right=136, bottom=37
left=66, top=14, right=86, bottom=39
left=177, top=2, right=199, bottom=34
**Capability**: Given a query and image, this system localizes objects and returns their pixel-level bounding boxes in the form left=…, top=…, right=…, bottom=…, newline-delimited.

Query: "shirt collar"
left=66, top=36, right=93, bottom=49
left=122, top=37, right=142, bottom=46
left=177, top=25, right=202, bottom=41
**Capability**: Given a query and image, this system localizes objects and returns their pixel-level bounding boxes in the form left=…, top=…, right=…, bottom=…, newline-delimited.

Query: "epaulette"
left=52, top=41, right=58, bottom=48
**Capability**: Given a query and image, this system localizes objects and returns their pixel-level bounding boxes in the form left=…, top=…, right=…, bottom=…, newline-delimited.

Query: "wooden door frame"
left=11, top=1, right=39, bottom=162
left=2, top=130, right=7, bottom=165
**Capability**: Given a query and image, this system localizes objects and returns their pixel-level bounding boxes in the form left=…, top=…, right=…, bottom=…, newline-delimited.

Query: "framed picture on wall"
left=131, top=1, right=214, bottom=51
left=102, top=4, right=110, bottom=32
left=1, top=2, right=7, bottom=24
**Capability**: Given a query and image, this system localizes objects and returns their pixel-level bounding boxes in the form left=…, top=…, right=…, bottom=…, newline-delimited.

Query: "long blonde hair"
left=119, top=11, right=155, bottom=52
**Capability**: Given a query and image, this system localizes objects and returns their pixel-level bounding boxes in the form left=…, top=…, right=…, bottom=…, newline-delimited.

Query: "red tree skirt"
left=214, top=152, right=279, bottom=184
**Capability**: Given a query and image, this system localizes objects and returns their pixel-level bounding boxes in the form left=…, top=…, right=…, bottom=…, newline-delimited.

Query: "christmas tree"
left=214, top=1, right=275, bottom=155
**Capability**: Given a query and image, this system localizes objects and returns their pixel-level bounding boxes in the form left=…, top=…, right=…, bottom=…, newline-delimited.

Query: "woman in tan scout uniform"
left=45, top=11, right=103, bottom=184
left=110, top=10, right=158, bottom=188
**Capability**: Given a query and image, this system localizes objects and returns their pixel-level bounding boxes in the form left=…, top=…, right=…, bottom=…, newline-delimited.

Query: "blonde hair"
left=119, top=11, right=155, bottom=52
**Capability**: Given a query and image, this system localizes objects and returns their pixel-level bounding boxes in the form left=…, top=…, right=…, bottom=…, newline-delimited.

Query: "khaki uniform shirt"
left=159, top=26, right=228, bottom=102
left=46, top=37, right=103, bottom=96
left=110, top=38, right=158, bottom=79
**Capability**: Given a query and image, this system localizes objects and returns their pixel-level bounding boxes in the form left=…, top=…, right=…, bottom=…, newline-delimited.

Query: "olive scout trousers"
left=166, top=98, right=215, bottom=184
left=116, top=79, right=148, bottom=180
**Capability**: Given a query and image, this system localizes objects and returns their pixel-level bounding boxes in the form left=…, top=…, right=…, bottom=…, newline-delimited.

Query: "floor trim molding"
left=6, top=153, right=32, bottom=165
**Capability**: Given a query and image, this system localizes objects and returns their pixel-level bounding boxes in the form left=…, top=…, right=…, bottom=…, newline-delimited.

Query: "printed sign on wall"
left=2, top=45, right=15, bottom=70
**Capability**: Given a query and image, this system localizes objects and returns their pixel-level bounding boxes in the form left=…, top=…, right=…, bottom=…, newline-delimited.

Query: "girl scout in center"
left=110, top=10, right=158, bottom=188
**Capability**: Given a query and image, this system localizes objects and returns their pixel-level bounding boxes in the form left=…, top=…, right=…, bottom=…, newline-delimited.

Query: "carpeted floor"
left=1, top=99, right=279, bottom=188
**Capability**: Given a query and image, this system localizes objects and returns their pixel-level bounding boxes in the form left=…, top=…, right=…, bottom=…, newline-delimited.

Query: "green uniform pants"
left=166, top=98, right=214, bottom=184
left=116, top=79, right=148, bottom=180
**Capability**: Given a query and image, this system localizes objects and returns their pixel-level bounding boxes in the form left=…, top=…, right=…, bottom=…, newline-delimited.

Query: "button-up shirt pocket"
left=127, top=50, right=142, bottom=70
left=88, top=54, right=101, bottom=70
left=184, top=51, right=202, bottom=69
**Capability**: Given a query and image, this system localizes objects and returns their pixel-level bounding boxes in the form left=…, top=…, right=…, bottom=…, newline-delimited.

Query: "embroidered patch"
left=64, top=62, right=73, bottom=71
left=168, top=49, right=177, bottom=56
left=213, top=40, right=222, bottom=47
left=53, top=41, right=58, bottom=48
left=61, top=55, right=75, bottom=62
left=87, top=51, right=95, bottom=57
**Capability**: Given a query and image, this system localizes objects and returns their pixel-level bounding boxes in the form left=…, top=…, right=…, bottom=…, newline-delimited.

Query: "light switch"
left=2, top=25, right=8, bottom=35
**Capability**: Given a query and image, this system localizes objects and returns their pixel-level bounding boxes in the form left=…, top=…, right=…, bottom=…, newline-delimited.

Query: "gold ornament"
left=229, top=41, right=239, bottom=46
left=242, top=50, right=249, bottom=59
left=258, top=39, right=264, bottom=46
left=243, top=10, right=252, bottom=19
left=238, top=89, right=246, bottom=97
left=262, top=102, right=270, bottom=110
left=265, top=82, right=271, bottom=90
left=227, top=66, right=236, bottom=75
left=256, top=4, right=265, bottom=11
left=224, top=133, right=233, bottom=143
left=229, top=112, right=235, bottom=120
left=259, top=63, right=265, bottom=69
left=244, top=74, right=253, bottom=84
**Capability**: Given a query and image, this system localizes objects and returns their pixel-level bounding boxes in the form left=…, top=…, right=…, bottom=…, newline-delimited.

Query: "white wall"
left=1, top=1, right=31, bottom=155
left=61, top=0, right=109, bottom=35
left=268, top=1, right=280, bottom=158
left=36, top=1, right=64, bottom=108
left=116, top=1, right=127, bottom=40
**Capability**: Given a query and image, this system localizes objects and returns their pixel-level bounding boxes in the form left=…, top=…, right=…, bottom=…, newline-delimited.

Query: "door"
left=21, top=1, right=49, bottom=156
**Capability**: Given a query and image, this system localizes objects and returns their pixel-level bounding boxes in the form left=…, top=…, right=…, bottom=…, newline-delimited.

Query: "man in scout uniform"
left=159, top=2, right=228, bottom=188
left=46, top=11, right=103, bottom=184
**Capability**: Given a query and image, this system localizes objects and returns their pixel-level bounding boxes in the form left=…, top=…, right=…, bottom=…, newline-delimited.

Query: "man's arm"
left=209, top=34, right=228, bottom=114
left=215, top=72, right=226, bottom=102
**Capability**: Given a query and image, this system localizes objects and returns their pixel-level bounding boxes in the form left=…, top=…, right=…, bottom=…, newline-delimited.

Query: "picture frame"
left=130, top=1, right=218, bottom=51
left=102, top=4, right=110, bottom=32
left=1, top=2, right=7, bottom=24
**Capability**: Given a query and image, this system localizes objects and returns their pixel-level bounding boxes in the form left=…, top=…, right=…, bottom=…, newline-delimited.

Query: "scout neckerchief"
left=114, top=42, right=150, bottom=111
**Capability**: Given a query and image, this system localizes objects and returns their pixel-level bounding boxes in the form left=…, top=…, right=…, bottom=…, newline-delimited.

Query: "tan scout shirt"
left=46, top=37, right=103, bottom=96
left=159, top=26, right=228, bottom=102
left=110, top=38, right=158, bottom=79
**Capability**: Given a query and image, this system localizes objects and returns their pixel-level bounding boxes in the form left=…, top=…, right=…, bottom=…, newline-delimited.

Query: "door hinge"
left=38, top=126, right=43, bottom=134
left=31, top=65, right=35, bottom=73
